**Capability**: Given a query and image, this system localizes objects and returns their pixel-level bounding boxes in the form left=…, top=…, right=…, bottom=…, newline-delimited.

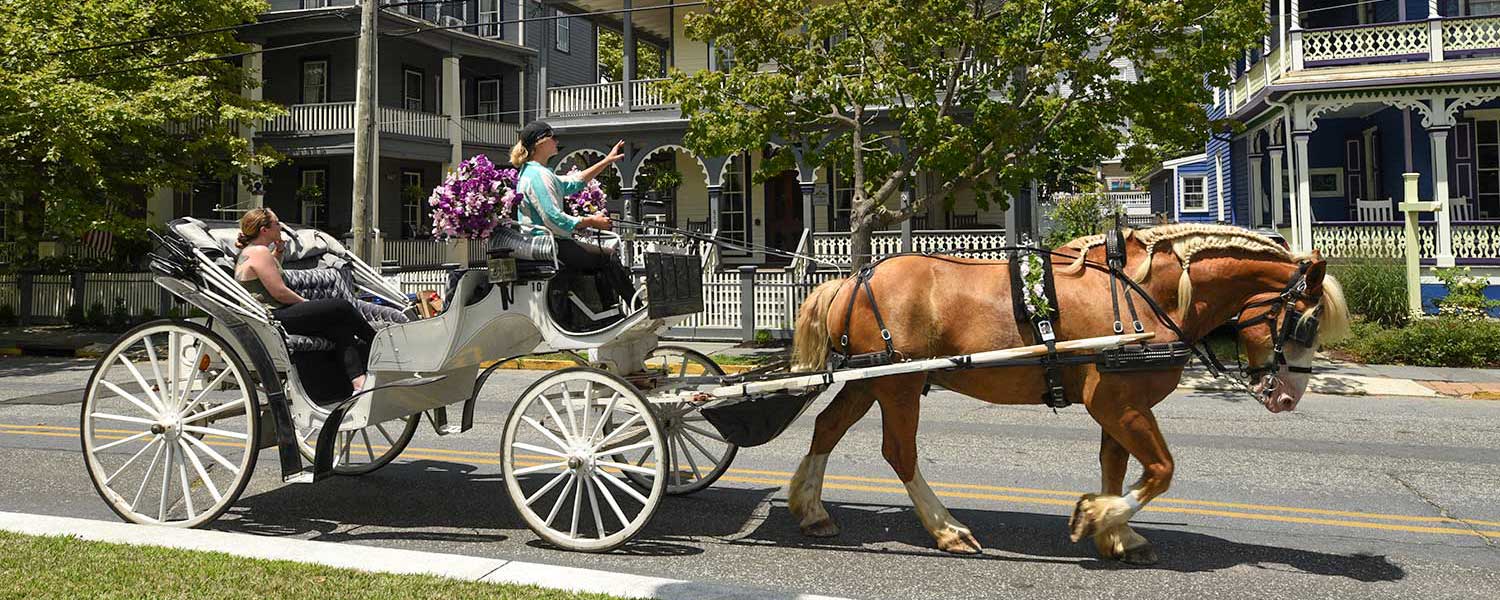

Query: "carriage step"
left=283, top=470, right=316, bottom=484
left=427, top=407, right=463, bottom=436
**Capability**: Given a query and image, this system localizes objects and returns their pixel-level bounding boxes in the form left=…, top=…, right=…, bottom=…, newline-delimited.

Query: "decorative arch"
left=630, top=144, right=711, bottom=189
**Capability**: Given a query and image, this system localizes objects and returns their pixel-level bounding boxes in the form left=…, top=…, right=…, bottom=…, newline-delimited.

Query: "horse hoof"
left=936, top=528, right=983, bottom=555
left=801, top=518, right=841, bottom=538
left=1120, top=543, right=1158, bottom=566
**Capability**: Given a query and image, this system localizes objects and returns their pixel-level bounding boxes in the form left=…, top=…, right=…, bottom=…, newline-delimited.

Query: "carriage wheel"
left=618, top=346, right=737, bottom=495
left=80, top=320, right=259, bottom=528
left=296, top=411, right=420, bottom=476
left=502, top=367, right=666, bottom=552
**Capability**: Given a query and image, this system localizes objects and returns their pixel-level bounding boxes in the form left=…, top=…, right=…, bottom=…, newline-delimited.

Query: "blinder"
left=1235, top=260, right=1322, bottom=381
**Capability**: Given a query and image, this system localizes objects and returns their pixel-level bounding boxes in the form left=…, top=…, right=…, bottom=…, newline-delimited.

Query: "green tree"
left=663, top=0, right=1261, bottom=267
left=0, top=0, right=283, bottom=253
left=596, top=28, right=664, bottom=82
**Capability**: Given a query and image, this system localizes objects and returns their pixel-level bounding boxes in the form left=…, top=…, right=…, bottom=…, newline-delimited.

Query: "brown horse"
left=787, top=224, right=1350, bottom=564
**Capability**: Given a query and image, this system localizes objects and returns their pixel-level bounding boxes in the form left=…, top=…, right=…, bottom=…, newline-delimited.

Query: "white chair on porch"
left=1354, top=198, right=1394, bottom=221
left=1450, top=196, right=1476, bottom=221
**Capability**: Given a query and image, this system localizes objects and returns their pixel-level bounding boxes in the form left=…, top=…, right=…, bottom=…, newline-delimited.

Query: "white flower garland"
left=1017, top=234, right=1052, bottom=319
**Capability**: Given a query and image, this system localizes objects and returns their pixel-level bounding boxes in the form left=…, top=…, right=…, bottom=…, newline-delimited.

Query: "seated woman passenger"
left=510, top=121, right=636, bottom=310
left=233, top=208, right=375, bottom=392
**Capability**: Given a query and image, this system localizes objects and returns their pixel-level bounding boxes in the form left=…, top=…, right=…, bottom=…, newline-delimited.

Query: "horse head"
left=1228, top=251, right=1351, bottom=413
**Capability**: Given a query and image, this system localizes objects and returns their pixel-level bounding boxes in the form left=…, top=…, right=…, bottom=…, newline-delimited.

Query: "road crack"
left=1386, top=471, right=1499, bottom=551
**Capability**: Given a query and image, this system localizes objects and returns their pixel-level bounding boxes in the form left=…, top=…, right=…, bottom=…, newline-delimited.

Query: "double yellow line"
left=6, top=421, right=1498, bottom=539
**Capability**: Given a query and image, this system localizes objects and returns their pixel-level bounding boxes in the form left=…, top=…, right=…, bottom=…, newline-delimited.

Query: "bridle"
left=1232, top=260, right=1322, bottom=391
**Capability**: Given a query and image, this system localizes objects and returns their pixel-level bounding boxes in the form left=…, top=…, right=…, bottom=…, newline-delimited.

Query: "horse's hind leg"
left=789, top=382, right=876, bottom=537
left=873, top=374, right=982, bottom=554
left=1093, top=431, right=1157, bottom=565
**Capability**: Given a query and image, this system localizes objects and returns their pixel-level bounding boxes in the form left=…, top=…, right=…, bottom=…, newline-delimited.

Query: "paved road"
left=1, top=355, right=1497, bottom=600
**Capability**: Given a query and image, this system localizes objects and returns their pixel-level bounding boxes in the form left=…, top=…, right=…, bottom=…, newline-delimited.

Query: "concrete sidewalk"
left=0, top=511, right=851, bottom=600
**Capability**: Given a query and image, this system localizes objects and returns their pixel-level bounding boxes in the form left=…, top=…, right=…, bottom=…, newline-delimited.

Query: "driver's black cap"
left=519, top=121, right=554, bottom=150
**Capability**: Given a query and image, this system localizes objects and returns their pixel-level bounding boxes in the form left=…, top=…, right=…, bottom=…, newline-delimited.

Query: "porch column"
left=1263, top=0, right=1271, bottom=56
left=1289, top=0, right=1303, bottom=70
left=1430, top=126, right=1456, bottom=266
left=707, top=185, right=722, bottom=232
left=1292, top=132, right=1313, bottom=252
left=1248, top=154, right=1264, bottom=227
left=1428, top=0, right=1444, bottom=62
left=1268, top=146, right=1285, bottom=227
left=799, top=180, right=817, bottom=260
left=900, top=189, right=913, bottom=253
left=238, top=43, right=264, bottom=211
left=620, top=187, right=636, bottom=266
left=443, top=55, right=462, bottom=169
left=515, top=0, right=525, bottom=45
left=622, top=0, right=635, bottom=111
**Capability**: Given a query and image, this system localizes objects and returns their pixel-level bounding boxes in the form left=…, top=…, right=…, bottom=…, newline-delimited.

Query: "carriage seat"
left=279, top=266, right=408, bottom=354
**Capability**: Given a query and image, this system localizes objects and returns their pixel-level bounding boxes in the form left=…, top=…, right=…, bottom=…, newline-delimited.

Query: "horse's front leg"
left=873, top=374, right=982, bottom=554
left=1093, top=431, right=1157, bottom=565
left=1072, top=385, right=1174, bottom=565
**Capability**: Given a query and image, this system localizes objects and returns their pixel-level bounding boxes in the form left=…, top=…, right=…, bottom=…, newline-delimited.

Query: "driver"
left=510, top=121, right=636, bottom=310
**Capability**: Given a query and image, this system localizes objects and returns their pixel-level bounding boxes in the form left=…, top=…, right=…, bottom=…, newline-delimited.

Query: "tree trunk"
left=849, top=194, right=876, bottom=270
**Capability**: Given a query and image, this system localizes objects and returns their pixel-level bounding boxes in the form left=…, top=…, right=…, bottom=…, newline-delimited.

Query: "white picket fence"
left=3, top=273, right=170, bottom=323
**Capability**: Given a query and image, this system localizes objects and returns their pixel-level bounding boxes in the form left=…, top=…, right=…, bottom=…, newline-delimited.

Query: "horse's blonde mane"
left=1055, top=224, right=1314, bottom=314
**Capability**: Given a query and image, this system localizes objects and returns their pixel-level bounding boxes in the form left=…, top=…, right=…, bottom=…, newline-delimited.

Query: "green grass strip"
left=0, top=530, right=638, bottom=600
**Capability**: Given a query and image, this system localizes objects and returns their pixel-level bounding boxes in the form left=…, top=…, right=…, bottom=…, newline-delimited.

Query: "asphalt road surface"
left=1, top=355, right=1497, bottom=600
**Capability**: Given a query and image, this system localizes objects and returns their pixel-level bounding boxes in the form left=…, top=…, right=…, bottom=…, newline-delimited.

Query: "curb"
left=1177, top=372, right=1440, bottom=398
left=0, top=511, right=851, bottom=600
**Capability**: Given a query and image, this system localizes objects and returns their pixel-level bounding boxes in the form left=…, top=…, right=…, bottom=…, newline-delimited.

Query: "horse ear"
left=1305, top=258, right=1327, bottom=288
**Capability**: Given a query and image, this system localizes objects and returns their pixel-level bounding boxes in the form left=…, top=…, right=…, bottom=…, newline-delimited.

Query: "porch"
left=260, top=102, right=518, bottom=147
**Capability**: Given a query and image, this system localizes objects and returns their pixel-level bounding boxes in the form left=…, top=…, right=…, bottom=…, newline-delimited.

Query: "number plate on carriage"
left=487, top=257, right=518, bottom=283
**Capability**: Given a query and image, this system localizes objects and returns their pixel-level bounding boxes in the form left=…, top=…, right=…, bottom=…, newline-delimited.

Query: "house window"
left=401, top=170, right=425, bottom=238
left=1476, top=119, right=1499, bottom=218
left=478, top=0, right=501, bottom=38
left=829, top=165, right=854, bottom=230
left=403, top=68, right=424, bottom=111
left=299, top=169, right=328, bottom=229
left=555, top=11, right=570, bottom=53
left=713, top=43, right=736, bottom=71
left=301, top=0, right=332, bottom=8
left=720, top=153, right=750, bottom=253
left=1181, top=176, right=1207, bottom=212
left=1466, top=0, right=1500, bottom=16
left=301, top=60, right=328, bottom=104
left=477, top=79, right=501, bottom=121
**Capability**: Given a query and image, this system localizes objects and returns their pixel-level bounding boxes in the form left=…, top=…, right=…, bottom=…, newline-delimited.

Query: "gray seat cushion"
left=278, top=266, right=409, bottom=354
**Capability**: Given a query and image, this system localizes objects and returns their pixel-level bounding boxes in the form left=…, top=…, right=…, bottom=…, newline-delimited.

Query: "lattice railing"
left=812, top=229, right=1008, bottom=265
left=1302, top=21, right=1428, bottom=63
left=548, top=81, right=625, bottom=116
left=1311, top=221, right=1500, bottom=261
left=1444, top=15, right=1500, bottom=52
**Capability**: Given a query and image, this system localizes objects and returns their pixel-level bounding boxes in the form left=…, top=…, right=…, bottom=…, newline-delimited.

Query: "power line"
left=58, top=34, right=363, bottom=81
left=48, top=8, right=356, bottom=55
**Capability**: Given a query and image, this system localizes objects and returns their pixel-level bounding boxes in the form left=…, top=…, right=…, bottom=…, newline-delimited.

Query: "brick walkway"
left=1419, top=381, right=1500, bottom=399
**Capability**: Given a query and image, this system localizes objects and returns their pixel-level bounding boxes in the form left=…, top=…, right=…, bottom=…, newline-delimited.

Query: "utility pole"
left=350, top=0, right=377, bottom=260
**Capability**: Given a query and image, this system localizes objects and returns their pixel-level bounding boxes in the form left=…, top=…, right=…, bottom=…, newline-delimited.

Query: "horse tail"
left=792, top=278, right=847, bottom=372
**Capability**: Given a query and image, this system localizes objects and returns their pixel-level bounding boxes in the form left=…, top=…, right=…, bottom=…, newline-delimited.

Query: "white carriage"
left=80, top=217, right=1153, bottom=552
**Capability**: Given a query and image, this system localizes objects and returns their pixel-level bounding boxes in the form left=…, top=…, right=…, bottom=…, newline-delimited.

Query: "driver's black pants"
left=556, top=237, right=635, bottom=305
left=274, top=299, right=375, bottom=381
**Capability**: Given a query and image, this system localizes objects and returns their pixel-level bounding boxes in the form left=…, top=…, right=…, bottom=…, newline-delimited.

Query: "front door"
left=1476, top=118, right=1500, bottom=218
left=764, top=169, right=804, bottom=264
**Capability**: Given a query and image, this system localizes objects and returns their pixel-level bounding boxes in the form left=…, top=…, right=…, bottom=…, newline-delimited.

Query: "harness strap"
left=833, top=264, right=897, bottom=367
left=1009, top=249, right=1068, bottom=409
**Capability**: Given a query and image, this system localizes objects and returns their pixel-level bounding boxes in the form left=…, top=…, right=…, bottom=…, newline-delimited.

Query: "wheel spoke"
left=99, top=380, right=161, bottom=421
left=94, top=430, right=152, bottom=453
left=521, top=416, right=573, bottom=454
left=512, top=442, right=568, bottom=458
left=544, top=473, right=576, bottom=526
left=537, top=394, right=576, bottom=445
left=106, top=437, right=160, bottom=486
left=177, top=458, right=196, bottom=520
left=581, top=381, right=593, bottom=440
left=593, top=413, right=643, bottom=448
left=142, top=332, right=170, bottom=413
left=130, top=440, right=166, bottom=511
left=569, top=466, right=583, bottom=539
left=588, top=393, right=621, bottom=444
left=560, top=385, right=580, bottom=443
left=680, top=427, right=723, bottom=467
left=375, top=423, right=397, bottom=446
left=595, top=440, right=655, bottom=457
left=583, top=471, right=605, bottom=538
left=590, top=471, right=630, bottom=527
left=158, top=442, right=174, bottom=521
left=674, top=431, right=704, bottom=482
left=181, top=397, right=244, bottom=424
left=678, top=353, right=689, bottom=376
left=182, top=434, right=240, bottom=474
left=91, top=412, right=156, bottom=427
left=339, top=431, right=352, bottom=466
left=360, top=429, right=376, bottom=461
left=680, top=422, right=728, bottom=443
left=524, top=470, right=573, bottom=506
left=177, top=341, right=208, bottom=412
left=180, top=425, right=248, bottom=441
left=596, top=459, right=657, bottom=476
left=595, top=465, right=650, bottom=505
left=513, top=461, right=569, bottom=476
left=179, top=368, right=234, bottom=419
left=114, top=355, right=165, bottom=415
left=178, top=439, right=222, bottom=503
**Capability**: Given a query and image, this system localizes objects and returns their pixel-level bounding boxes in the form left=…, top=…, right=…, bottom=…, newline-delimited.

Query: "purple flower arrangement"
left=428, top=155, right=520, bottom=240
left=562, top=168, right=607, bottom=217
